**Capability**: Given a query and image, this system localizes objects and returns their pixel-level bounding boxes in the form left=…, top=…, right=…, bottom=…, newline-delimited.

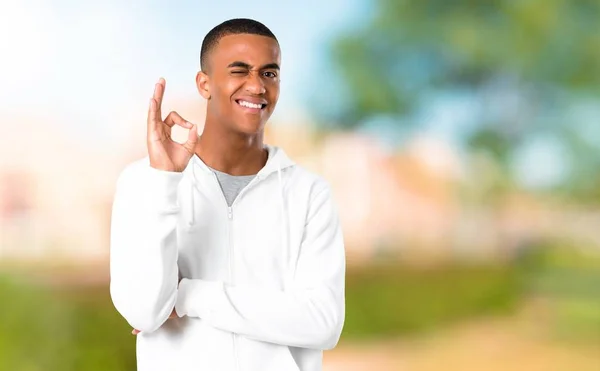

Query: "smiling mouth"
left=236, top=99, right=267, bottom=110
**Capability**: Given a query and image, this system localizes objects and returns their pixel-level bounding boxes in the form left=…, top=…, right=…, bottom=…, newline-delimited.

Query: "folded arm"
left=109, top=162, right=182, bottom=333
left=175, top=183, right=346, bottom=350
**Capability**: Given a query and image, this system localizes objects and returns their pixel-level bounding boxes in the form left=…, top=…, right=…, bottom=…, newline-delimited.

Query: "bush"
left=0, top=263, right=523, bottom=369
left=517, top=241, right=600, bottom=341
left=0, top=277, right=135, bottom=371
left=343, top=263, right=523, bottom=339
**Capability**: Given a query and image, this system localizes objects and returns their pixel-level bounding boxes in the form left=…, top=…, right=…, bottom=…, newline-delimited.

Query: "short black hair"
left=200, top=18, right=278, bottom=72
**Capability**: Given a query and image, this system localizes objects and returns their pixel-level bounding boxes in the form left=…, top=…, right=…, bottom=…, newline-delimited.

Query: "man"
left=109, top=18, right=345, bottom=371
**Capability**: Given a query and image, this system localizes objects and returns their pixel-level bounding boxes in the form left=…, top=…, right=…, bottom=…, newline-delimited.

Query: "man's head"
left=197, top=18, right=281, bottom=136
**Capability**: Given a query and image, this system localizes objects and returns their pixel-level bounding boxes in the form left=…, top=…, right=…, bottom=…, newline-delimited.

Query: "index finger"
left=147, top=97, right=162, bottom=139
left=153, top=77, right=166, bottom=119
left=147, top=78, right=165, bottom=136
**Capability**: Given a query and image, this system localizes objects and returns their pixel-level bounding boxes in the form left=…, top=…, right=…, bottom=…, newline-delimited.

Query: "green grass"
left=343, top=263, right=522, bottom=339
left=0, top=263, right=524, bottom=370
left=0, top=276, right=135, bottom=371
left=518, top=242, right=600, bottom=341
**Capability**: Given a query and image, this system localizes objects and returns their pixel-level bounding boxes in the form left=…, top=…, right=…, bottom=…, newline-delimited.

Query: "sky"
left=2, top=0, right=593, bottom=190
left=0, top=0, right=367, bottom=141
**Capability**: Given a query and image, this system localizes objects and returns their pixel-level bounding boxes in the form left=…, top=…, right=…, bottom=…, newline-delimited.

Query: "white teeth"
left=238, top=100, right=262, bottom=109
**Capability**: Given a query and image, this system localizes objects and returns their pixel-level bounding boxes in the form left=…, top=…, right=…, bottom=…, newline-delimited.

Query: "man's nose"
left=245, top=72, right=266, bottom=95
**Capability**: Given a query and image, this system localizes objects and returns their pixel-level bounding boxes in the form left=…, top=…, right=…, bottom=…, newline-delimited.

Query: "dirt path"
left=324, top=314, right=600, bottom=371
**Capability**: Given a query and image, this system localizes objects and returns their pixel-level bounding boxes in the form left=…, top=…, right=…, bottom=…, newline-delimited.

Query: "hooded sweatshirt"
left=109, top=145, right=346, bottom=371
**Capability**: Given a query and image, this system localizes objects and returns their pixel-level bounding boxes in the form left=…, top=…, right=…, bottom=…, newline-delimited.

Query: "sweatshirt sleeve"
left=109, top=160, right=183, bottom=333
left=175, top=182, right=346, bottom=350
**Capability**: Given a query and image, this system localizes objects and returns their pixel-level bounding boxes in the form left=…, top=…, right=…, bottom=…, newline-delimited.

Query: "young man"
left=109, top=18, right=345, bottom=371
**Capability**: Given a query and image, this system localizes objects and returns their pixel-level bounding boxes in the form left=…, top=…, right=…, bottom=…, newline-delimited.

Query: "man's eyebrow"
left=227, top=61, right=251, bottom=69
left=226, top=61, right=280, bottom=70
left=261, top=63, right=280, bottom=70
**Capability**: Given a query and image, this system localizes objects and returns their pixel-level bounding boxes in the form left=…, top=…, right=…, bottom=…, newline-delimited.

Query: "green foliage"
left=328, top=0, right=600, bottom=127
left=0, top=276, right=70, bottom=370
left=0, top=278, right=135, bottom=371
left=468, top=127, right=514, bottom=165
left=0, top=264, right=523, bottom=369
left=321, top=0, right=600, bottom=201
left=518, top=242, right=600, bottom=341
left=2, top=251, right=597, bottom=368
left=343, top=263, right=523, bottom=338
left=379, top=0, right=600, bottom=87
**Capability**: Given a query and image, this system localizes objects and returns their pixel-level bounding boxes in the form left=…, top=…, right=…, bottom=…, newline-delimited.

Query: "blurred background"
left=1, top=0, right=599, bottom=370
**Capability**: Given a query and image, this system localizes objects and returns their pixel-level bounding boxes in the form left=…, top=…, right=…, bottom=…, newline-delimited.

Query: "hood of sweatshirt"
left=186, top=144, right=296, bottom=227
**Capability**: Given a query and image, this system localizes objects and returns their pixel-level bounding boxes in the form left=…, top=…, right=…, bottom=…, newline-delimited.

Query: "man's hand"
left=131, top=308, right=178, bottom=335
left=147, top=78, right=198, bottom=172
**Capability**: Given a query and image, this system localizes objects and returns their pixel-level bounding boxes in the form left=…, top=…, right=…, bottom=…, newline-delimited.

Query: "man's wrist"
left=176, top=278, right=221, bottom=319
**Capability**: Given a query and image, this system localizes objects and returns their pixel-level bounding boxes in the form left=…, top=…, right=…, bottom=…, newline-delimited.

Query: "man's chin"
left=230, top=116, right=268, bottom=135
left=231, top=122, right=266, bottom=136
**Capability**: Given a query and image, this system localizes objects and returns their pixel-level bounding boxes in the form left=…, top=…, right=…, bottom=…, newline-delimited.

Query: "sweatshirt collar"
left=189, top=144, right=295, bottom=179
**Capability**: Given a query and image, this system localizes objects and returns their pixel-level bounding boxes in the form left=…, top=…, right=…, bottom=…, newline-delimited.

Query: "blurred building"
left=1, top=111, right=596, bottom=266
left=0, top=118, right=118, bottom=262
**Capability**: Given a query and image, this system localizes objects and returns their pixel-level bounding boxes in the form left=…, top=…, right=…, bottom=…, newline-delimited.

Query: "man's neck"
left=194, top=123, right=268, bottom=176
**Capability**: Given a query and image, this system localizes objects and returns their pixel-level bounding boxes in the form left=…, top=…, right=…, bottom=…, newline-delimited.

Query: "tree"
left=318, top=0, right=600, bottom=199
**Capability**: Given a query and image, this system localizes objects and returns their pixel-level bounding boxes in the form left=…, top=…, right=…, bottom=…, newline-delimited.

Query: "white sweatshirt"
left=109, top=145, right=346, bottom=371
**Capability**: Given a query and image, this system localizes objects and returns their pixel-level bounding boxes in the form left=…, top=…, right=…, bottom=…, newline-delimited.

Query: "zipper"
left=211, top=171, right=264, bottom=371
left=228, top=175, right=263, bottom=371
left=228, top=206, right=240, bottom=371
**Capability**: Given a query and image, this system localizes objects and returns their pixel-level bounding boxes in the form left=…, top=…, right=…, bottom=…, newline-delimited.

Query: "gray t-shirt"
left=210, top=169, right=255, bottom=207
left=208, top=148, right=272, bottom=206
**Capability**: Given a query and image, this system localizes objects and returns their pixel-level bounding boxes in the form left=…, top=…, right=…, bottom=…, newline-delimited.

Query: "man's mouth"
left=236, top=99, right=267, bottom=110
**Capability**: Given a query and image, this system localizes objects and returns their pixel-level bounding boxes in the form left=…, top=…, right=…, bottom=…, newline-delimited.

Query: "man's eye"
left=231, top=70, right=247, bottom=75
left=263, top=71, right=277, bottom=78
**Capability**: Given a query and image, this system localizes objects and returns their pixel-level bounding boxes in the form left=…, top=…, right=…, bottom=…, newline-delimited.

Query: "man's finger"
left=164, top=111, right=193, bottom=129
left=153, top=78, right=166, bottom=120
left=132, top=329, right=140, bottom=335
left=182, top=124, right=199, bottom=153
left=147, top=97, right=162, bottom=138
left=147, top=79, right=164, bottom=137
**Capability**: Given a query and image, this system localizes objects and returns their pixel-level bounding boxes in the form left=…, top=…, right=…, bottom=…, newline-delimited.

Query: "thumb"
left=183, top=123, right=198, bottom=153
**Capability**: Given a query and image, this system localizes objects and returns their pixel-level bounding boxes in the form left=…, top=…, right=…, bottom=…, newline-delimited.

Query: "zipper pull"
left=227, top=206, right=233, bottom=219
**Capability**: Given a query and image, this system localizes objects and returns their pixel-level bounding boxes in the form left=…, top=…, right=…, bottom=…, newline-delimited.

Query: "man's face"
left=201, top=33, right=281, bottom=135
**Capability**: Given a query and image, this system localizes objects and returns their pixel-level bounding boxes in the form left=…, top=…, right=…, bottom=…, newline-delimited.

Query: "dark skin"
left=133, top=33, right=281, bottom=335
left=195, top=33, right=281, bottom=175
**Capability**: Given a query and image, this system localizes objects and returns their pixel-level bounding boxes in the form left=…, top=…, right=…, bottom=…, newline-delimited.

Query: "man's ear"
left=196, top=71, right=210, bottom=100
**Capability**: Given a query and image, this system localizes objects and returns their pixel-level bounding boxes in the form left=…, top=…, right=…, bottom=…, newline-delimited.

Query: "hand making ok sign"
left=147, top=78, right=198, bottom=172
